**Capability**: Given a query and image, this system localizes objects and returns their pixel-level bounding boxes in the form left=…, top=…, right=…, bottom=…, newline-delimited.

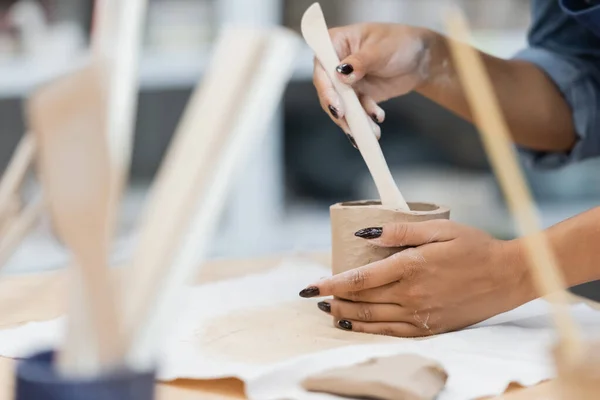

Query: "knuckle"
left=406, top=327, right=426, bottom=338
left=347, top=269, right=369, bottom=291
left=378, top=326, right=396, bottom=337
left=406, top=284, right=425, bottom=304
left=389, top=223, right=410, bottom=245
left=346, top=291, right=361, bottom=302
left=403, top=248, right=427, bottom=268
left=400, top=256, right=422, bottom=281
left=357, top=305, right=373, bottom=322
left=312, top=74, right=319, bottom=87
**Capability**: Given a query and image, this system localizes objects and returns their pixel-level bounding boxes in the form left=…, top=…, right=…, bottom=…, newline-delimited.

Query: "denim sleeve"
left=513, top=47, right=600, bottom=169
left=510, top=0, right=600, bottom=169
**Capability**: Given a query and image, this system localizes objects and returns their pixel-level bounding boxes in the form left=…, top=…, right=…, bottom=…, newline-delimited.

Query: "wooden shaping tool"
left=443, top=8, right=583, bottom=365
left=92, top=0, right=118, bottom=56
left=98, top=0, right=147, bottom=214
left=301, top=3, right=409, bottom=211
left=122, top=28, right=267, bottom=369
left=60, top=0, right=147, bottom=374
left=27, top=63, right=123, bottom=374
left=122, top=27, right=301, bottom=369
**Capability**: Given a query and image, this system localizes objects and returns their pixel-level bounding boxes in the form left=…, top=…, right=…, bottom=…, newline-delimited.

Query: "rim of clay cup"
left=335, top=200, right=450, bottom=215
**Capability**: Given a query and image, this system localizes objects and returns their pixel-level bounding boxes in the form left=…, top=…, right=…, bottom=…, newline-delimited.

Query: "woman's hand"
left=299, top=220, right=535, bottom=337
left=313, top=23, right=443, bottom=142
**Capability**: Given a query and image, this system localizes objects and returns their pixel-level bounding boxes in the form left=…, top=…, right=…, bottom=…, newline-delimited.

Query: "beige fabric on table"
left=0, top=253, right=588, bottom=399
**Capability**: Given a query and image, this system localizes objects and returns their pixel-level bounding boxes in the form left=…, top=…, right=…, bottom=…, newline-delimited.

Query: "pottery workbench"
left=0, top=254, right=571, bottom=399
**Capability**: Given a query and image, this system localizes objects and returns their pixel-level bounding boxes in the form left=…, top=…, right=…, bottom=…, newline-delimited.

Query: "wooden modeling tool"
left=59, top=0, right=147, bottom=374
left=122, top=27, right=300, bottom=370
left=121, top=29, right=265, bottom=369
left=443, top=7, right=583, bottom=365
left=96, top=0, right=147, bottom=213
left=122, top=28, right=266, bottom=369
left=27, top=63, right=123, bottom=374
left=301, top=3, right=409, bottom=211
left=92, top=0, right=118, bottom=56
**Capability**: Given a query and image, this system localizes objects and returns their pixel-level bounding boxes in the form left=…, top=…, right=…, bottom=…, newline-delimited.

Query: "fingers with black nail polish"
left=328, top=105, right=339, bottom=119
left=336, top=64, right=354, bottom=75
left=338, top=320, right=353, bottom=330
left=299, top=286, right=320, bottom=298
left=355, top=227, right=382, bottom=239
left=317, top=301, right=331, bottom=313
left=371, top=114, right=380, bottom=124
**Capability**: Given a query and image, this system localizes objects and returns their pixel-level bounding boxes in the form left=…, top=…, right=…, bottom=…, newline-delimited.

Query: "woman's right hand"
left=313, top=23, right=443, bottom=142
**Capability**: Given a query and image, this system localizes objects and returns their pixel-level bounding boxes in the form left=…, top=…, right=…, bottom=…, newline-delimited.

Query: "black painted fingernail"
left=355, top=227, right=382, bottom=239
left=336, top=63, right=354, bottom=75
left=346, top=134, right=358, bottom=149
left=338, top=320, right=353, bottom=330
left=299, top=286, right=320, bottom=298
left=328, top=105, right=339, bottom=119
left=371, top=114, right=380, bottom=124
left=317, top=301, right=331, bottom=313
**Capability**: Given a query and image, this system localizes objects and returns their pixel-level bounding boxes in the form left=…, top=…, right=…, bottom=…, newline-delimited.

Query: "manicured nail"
left=299, top=286, right=320, bottom=298
left=338, top=320, right=353, bottom=330
left=336, top=63, right=354, bottom=75
left=345, top=134, right=358, bottom=149
left=328, top=105, right=339, bottom=119
left=317, top=301, right=331, bottom=313
left=355, top=227, right=382, bottom=239
left=371, top=114, right=380, bottom=124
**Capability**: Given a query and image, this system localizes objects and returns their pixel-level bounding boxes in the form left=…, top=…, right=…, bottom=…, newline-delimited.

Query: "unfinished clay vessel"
left=330, top=200, right=450, bottom=275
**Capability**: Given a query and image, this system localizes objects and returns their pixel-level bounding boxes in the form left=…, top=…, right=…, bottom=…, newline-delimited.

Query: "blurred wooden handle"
left=443, top=7, right=582, bottom=365
left=0, top=195, right=43, bottom=270
left=125, top=27, right=301, bottom=369
left=0, top=133, right=36, bottom=222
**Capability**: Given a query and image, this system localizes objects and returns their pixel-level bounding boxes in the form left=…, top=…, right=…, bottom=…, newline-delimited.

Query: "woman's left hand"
left=299, top=220, right=535, bottom=337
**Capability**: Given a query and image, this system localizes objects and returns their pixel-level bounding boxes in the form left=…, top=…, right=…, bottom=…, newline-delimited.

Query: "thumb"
left=355, top=219, right=457, bottom=247
left=335, top=50, right=377, bottom=85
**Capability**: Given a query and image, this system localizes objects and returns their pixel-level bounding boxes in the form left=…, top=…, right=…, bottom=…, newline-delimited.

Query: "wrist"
left=495, top=238, right=538, bottom=306
left=414, top=29, right=453, bottom=92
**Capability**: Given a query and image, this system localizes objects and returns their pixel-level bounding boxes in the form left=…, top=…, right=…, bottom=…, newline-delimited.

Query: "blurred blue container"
left=15, top=350, right=156, bottom=400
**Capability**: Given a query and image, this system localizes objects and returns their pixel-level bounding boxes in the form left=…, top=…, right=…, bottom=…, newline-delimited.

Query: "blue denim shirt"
left=513, top=0, right=600, bottom=168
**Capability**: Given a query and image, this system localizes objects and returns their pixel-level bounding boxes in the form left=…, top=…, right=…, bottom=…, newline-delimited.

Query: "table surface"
left=0, top=253, right=562, bottom=399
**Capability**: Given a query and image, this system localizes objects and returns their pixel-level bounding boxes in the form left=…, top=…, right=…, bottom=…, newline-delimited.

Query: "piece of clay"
left=301, top=353, right=448, bottom=400
left=330, top=201, right=450, bottom=275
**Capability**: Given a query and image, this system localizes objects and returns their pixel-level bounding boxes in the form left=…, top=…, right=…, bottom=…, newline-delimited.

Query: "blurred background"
left=0, top=0, right=599, bottom=297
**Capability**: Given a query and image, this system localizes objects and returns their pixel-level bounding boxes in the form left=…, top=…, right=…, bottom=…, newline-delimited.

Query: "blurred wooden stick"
left=59, top=0, right=147, bottom=373
left=29, top=63, right=122, bottom=375
left=122, top=29, right=266, bottom=367
left=443, top=7, right=582, bottom=364
left=125, top=27, right=300, bottom=369
left=0, top=195, right=43, bottom=268
left=101, top=0, right=147, bottom=219
left=0, top=133, right=43, bottom=273
left=0, top=196, right=21, bottom=239
left=0, top=133, right=36, bottom=226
